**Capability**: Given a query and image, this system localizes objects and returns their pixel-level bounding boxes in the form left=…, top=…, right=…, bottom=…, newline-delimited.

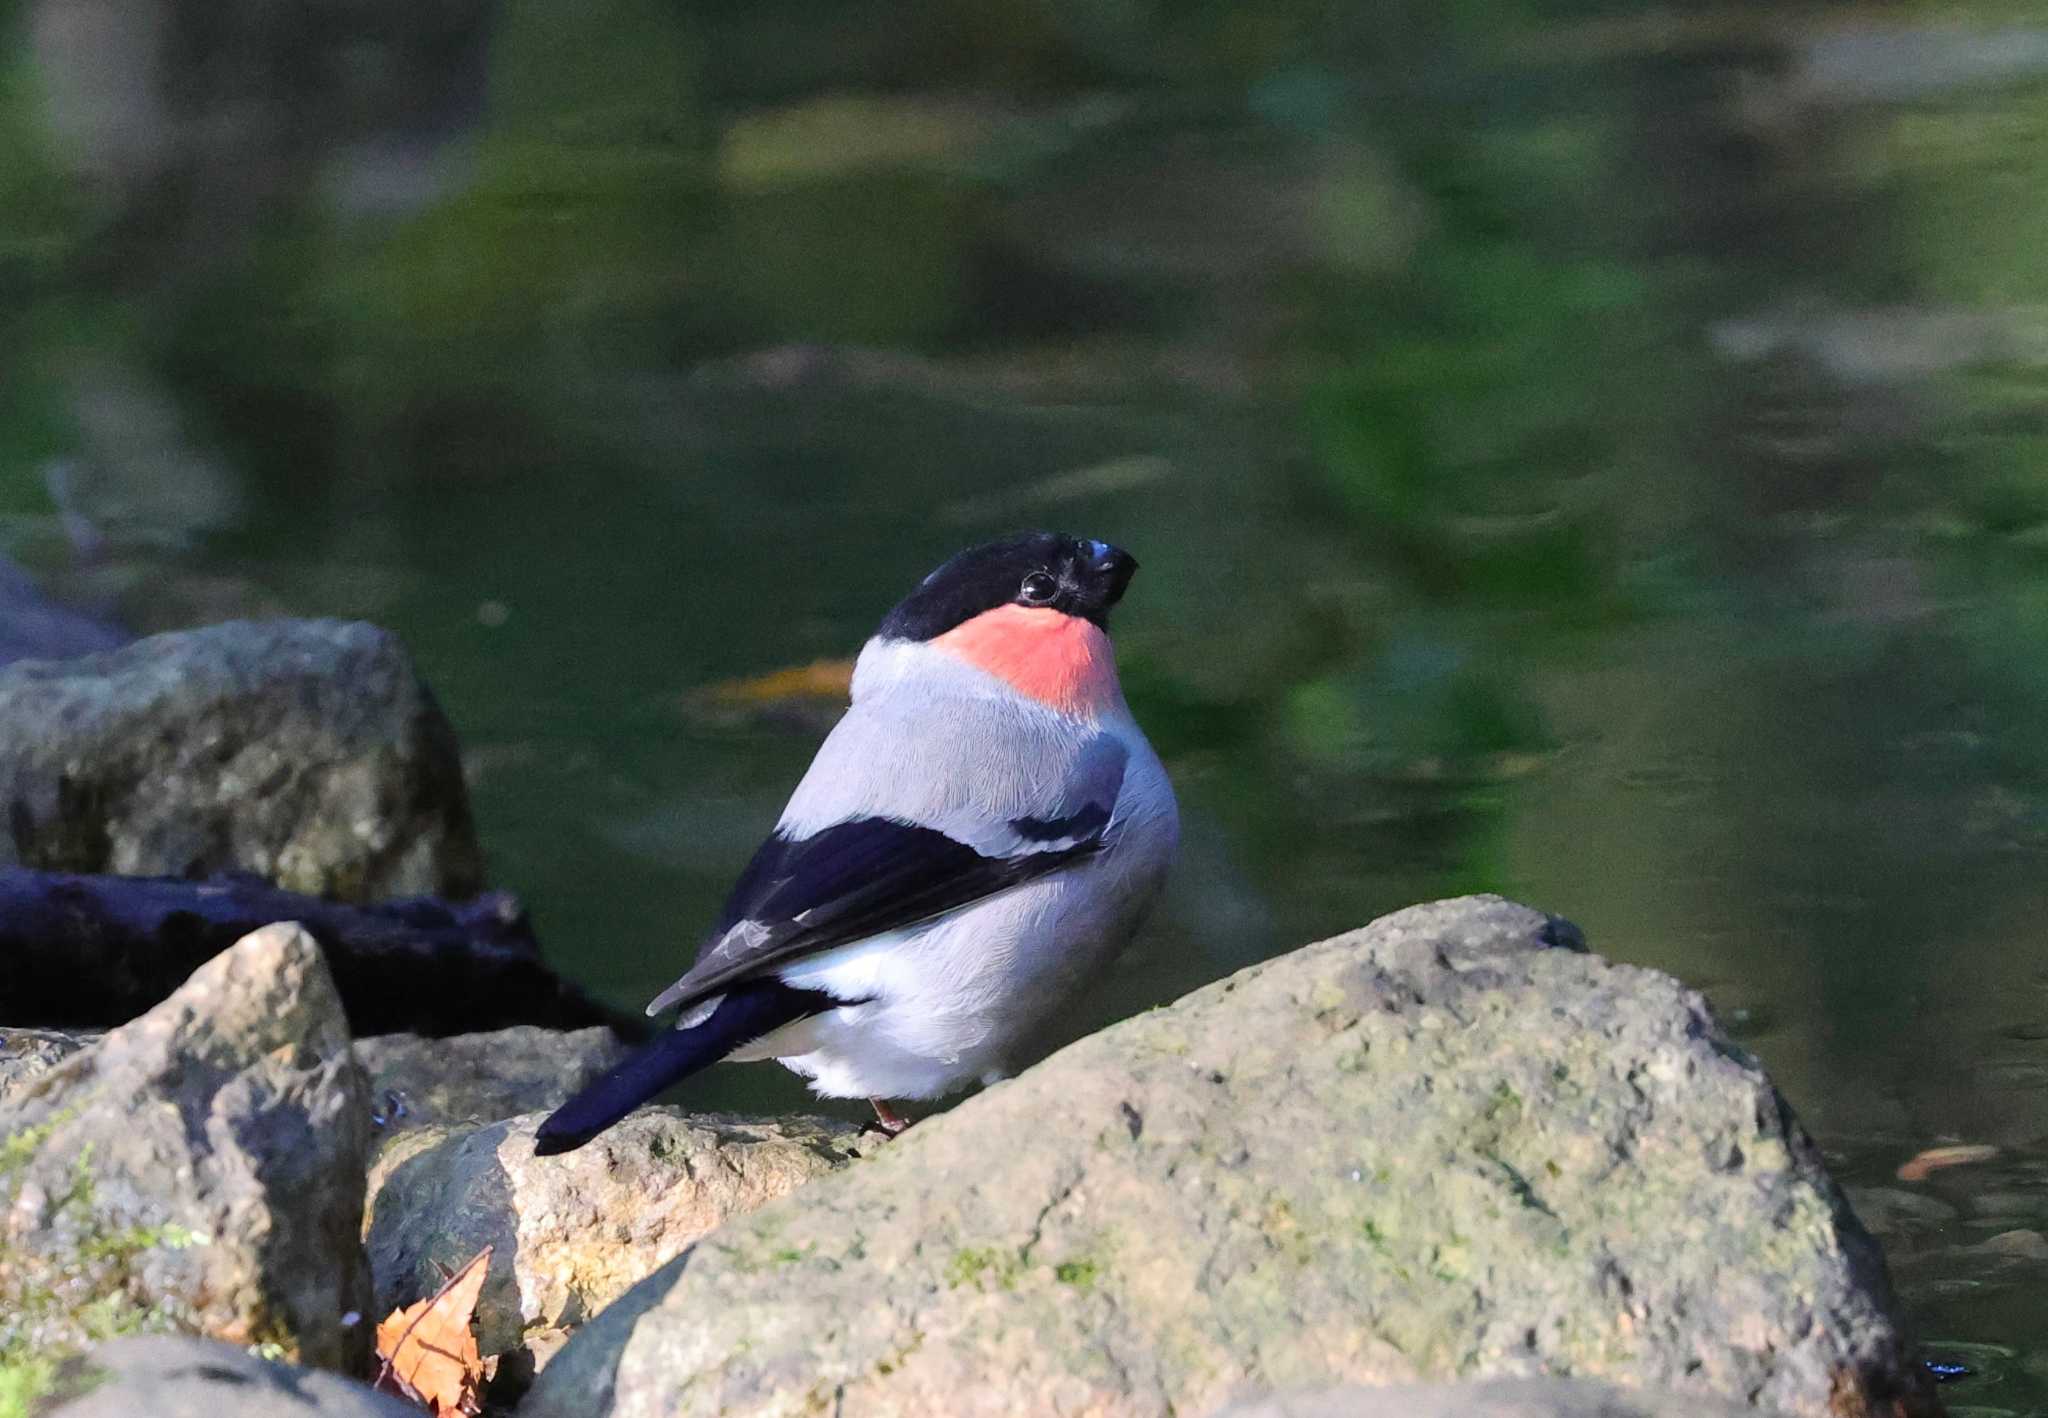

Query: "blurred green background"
left=8, top=0, right=2048, bottom=1401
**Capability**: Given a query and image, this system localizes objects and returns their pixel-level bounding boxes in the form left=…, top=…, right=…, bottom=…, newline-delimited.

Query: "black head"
left=877, top=532, right=1140, bottom=641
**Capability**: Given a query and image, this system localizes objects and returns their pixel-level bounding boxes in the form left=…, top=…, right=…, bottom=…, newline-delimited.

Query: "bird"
left=533, top=531, right=1179, bottom=1155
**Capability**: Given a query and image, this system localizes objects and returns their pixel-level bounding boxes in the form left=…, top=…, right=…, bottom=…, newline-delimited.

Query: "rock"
left=1796, top=25, right=2048, bottom=105
left=1212, top=1379, right=1764, bottom=1417
left=52, top=363, right=244, bottom=549
left=1708, top=303, right=2048, bottom=385
left=0, top=618, right=483, bottom=900
left=0, top=1026, right=91, bottom=1103
left=1892, top=1226, right=2048, bottom=1284
left=1961, top=1190, right=2042, bottom=1224
left=0, top=923, right=371, bottom=1371
left=364, top=1108, right=867, bottom=1374
left=524, top=896, right=1932, bottom=1418
left=354, top=1025, right=631, bottom=1135
left=1841, top=1185, right=1960, bottom=1240
left=1968, top=1229, right=2048, bottom=1262
left=44, top=1335, right=419, bottom=1417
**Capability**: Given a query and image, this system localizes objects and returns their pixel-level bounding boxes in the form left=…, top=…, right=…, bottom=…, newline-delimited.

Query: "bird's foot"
left=865, top=1097, right=914, bottom=1138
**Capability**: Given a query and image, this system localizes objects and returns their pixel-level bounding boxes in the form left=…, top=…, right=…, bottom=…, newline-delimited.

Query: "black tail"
left=533, top=981, right=828, bottom=1156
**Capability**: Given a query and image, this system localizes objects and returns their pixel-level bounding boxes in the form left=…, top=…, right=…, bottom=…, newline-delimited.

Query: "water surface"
left=7, top=1, right=2048, bottom=1406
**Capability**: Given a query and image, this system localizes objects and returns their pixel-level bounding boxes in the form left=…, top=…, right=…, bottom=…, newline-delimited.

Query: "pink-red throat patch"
left=932, top=605, right=1120, bottom=716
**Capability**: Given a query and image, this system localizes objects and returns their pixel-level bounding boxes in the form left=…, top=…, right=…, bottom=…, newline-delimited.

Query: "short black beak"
left=1095, top=545, right=1138, bottom=607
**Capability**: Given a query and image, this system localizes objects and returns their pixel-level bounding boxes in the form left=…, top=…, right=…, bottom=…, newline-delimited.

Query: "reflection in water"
left=8, top=0, right=2048, bottom=1402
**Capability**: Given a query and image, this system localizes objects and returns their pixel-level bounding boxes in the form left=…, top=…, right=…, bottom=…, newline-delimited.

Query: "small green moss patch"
left=1052, top=1258, right=1101, bottom=1290
left=0, top=1114, right=204, bottom=1418
left=944, top=1247, right=1024, bottom=1290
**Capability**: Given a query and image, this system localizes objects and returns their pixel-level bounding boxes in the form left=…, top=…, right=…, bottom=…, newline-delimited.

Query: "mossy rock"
left=0, top=926, right=372, bottom=1413
left=524, top=897, right=1931, bottom=1418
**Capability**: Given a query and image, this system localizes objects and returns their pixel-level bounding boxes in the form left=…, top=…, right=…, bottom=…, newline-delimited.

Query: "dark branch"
left=0, top=867, right=647, bottom=1040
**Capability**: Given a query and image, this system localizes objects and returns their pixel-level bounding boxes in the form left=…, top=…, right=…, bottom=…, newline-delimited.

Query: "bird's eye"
left=1019, top=571, right=1058, bottom=604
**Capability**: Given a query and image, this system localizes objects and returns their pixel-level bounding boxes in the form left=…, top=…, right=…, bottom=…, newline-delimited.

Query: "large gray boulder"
left=1211, top=1380, right=1766, bottom=1417
left=0, top=923, right=372, bottom=1371
left=45, top=1335, right=419, bottom=1417
left=523, top=896, right=1933, bottom=1418
left=364, top=1109, right=868, bottom=1372
left=0, top=618, right=482, bottom=900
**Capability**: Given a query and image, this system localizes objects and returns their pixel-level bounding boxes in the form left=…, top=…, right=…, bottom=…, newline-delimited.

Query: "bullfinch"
left=534, top=531, right=1179, bottom=1153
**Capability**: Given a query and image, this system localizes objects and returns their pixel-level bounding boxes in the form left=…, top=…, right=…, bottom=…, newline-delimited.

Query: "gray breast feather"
left=777, top=693, right=1130, bottom=856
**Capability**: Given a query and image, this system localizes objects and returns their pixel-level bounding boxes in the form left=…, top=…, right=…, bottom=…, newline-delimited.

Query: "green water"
left=8, top=0, right=2048, bottom=1405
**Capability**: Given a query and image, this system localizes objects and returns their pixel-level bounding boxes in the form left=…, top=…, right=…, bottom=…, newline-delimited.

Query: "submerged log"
left=0, top=867, right=648, bottom=1039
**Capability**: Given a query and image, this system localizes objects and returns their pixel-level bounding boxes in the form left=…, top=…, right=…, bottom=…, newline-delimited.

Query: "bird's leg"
left=866, top=1098, right=914, bottom=1137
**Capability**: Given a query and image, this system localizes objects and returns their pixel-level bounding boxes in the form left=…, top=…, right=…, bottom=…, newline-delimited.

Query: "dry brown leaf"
left=374, top=1246, right=492, bottom=1416
left=1896, top=1144, right=1999, bottom=1183
left=696, top=658, right=855, bottom=706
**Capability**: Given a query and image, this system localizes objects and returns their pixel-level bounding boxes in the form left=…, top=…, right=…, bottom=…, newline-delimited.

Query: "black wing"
left=645, top=813, right=1107, bottom=1017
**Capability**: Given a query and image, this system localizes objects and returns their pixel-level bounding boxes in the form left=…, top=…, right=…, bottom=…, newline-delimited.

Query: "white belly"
left=731, top=772, right=1176, bottom=1100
